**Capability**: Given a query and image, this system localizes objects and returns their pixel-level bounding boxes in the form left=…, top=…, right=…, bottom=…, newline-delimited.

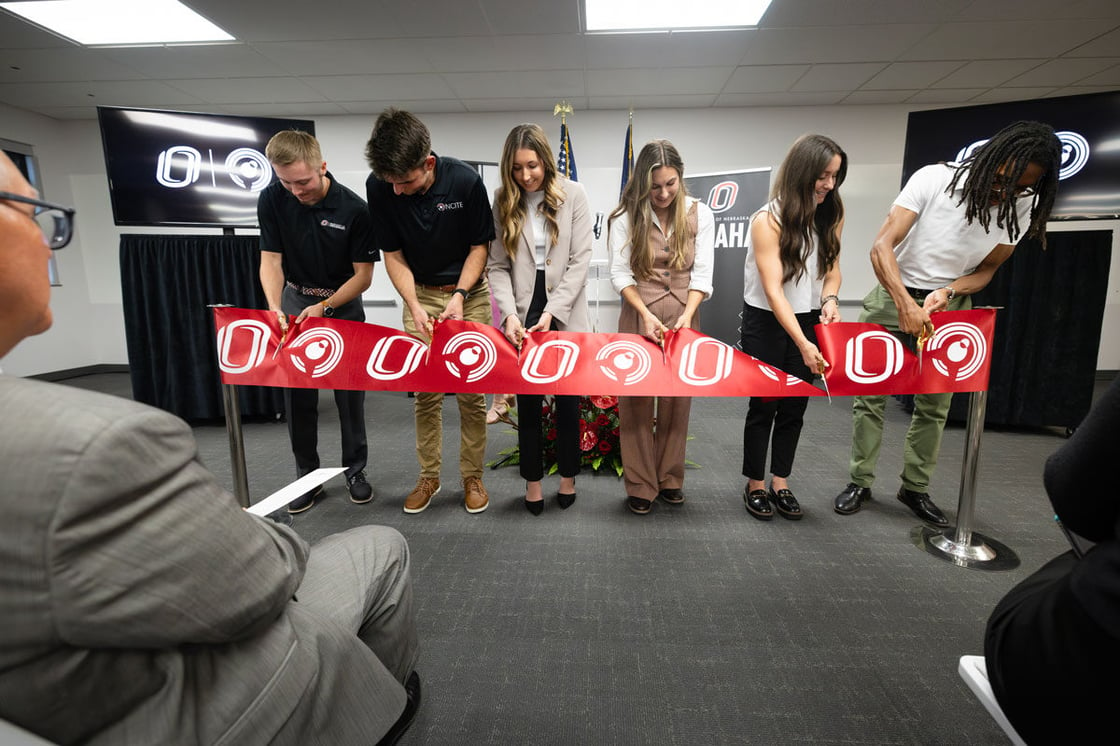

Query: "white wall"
left=2, top=102, right=1117, bottom=376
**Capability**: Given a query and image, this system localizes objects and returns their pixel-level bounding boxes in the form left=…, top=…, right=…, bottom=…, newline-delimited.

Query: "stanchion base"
left=910, top=526, right=1020, bottom=571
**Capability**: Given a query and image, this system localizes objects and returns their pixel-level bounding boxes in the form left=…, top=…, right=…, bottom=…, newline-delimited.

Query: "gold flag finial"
left=553, top=100, right=574, bottom=123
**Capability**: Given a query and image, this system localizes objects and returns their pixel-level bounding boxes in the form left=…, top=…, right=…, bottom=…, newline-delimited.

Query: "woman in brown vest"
left=608, top=140, right=715, bottom=515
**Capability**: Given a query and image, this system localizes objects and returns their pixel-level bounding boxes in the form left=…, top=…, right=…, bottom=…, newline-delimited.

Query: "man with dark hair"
left=834, top=120, right=1062, bottom=524
left=365, top=108, right=496, bottom=515
left=0, top=152, right=421, bottom=746
left=259, top=130, right=376, bottom=512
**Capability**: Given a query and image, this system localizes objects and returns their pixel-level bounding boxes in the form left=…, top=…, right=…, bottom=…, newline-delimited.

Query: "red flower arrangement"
left=487, top=394, right=624, bottom=476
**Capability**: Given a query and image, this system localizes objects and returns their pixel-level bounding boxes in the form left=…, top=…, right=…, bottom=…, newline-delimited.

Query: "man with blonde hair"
left=259, top=129, right=377, bottom=512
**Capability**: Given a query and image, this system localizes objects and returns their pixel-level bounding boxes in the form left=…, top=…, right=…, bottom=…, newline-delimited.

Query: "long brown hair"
left=769, top=133, right=847, bottom=284
left=495, top=123, right=565, bottom=259
left=608, top=139, right=690, bottom=281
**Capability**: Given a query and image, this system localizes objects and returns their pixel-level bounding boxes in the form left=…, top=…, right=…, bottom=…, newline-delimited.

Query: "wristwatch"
left=943, top=286, right=956, bottom=301
left=452, top=287, right=470, bottom=301
left=320, top=301, right=335, bottom=317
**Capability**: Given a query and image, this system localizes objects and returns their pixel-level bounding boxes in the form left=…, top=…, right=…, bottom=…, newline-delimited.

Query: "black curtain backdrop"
left=120, top=234, right=285, bottom=422
left=898, top=230, right=1112, bottom=430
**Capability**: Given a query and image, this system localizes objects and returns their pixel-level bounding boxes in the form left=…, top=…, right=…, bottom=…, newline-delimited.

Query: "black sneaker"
left=288, top=484, right=323, bottom=514
left=348, top=471, right=373, bottom=504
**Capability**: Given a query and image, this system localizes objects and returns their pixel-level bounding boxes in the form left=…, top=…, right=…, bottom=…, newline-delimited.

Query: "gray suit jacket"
left=487, top=178, right=592, bottom=333
left=0, top=378, right=403, bottom=745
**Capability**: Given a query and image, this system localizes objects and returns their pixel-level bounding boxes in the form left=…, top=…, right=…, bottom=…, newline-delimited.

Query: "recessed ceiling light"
left=0, top=0, right=235, bottom=46
left=584, top=0, right=773, bottom=33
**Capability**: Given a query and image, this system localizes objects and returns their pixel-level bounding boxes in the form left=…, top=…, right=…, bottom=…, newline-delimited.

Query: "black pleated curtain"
left=120, top=234, right=285, bottom=421
left=945, top=229, right=1113, bottom=429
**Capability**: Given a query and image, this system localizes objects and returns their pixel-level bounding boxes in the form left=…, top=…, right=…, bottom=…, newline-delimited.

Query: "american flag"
left=557, top=121, right=578, bottom=181
left=620, top=115, right=634, bottom=197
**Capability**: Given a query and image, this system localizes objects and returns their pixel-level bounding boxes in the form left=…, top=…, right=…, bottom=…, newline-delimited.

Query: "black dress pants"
left=281, top=287, right=368, bottom=479
left=739, top=302, right=816, bottom=480
left=517, top=270, right=580, bottom=482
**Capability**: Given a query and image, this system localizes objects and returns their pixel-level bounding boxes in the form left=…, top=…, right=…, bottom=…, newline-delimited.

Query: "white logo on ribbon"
left=442, top=332, right=498, bottom=383
left=521, top=340, right=580, bottom=384
left=926, top=322, right=988, bottom=382
left=845, top=331, right=905, bottom=385
left=677, top=337, right=734, bottom=386
left=289, top=328, right=345, bottom=378
left=365, top=335, right=428, bottom=381
left=216, top=319, right=270, bottom=374
left=225, top=148, right=273, bottom=192
left=596, top=341, right=652, bottom=384
left=756, top=363, right=802, bottom=386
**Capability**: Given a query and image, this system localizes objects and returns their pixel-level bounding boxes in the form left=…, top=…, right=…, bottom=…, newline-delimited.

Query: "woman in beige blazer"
left=487, top=123, right=592, bottom=514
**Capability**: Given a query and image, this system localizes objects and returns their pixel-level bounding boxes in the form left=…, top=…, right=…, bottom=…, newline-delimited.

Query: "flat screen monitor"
left=97, top=106, right=315, bottom=228
left=901, top=90, right=1120, bottom=220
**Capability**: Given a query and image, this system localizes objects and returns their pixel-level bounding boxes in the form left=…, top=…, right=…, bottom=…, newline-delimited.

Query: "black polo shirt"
left=257, top=171, right=378, bottom=290
left=365, top=155, right=494, bottom=286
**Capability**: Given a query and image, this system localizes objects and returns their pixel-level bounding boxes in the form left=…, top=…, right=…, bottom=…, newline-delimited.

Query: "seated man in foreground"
left=0, top=152, right=420, bottom=745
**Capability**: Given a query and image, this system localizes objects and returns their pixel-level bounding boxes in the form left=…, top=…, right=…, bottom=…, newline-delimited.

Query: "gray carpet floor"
left=63, top=372, right=1108, bottom=745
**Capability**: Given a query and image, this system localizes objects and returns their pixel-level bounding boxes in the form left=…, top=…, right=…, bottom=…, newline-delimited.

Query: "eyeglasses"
left=0, top=190, right=76, bottom=249
left=989, top=178, right=1037, bottom=199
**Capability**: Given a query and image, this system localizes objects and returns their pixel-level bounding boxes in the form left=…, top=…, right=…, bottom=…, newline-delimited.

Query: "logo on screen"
left=955, top=130, right=1089, bottom=181
left=155, top=146, right=273, bottom=192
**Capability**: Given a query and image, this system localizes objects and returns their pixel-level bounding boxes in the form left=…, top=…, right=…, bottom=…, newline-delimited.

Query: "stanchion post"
left=209, top=303, right=251, bottom=508
left=911, top=388, right=1020, bottom=571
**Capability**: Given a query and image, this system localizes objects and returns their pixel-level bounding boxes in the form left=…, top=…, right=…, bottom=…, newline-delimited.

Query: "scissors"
left=817, top=357, right=831, bottom=404
left=272, top=318, right=289, bottom=360
left=916, top=322, right=933, bottom=373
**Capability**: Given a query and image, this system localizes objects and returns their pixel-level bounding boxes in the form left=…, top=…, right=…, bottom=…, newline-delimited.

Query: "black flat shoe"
left=769, top=487, right=803, bottom=520
left=834, top=483, right=870, bottom=515
left=556, top=492, right=576, bottom=509
left=743, top=487, right=773, bottom=521
left=627, top=496, right=652, bottom=515
left=658, top=488, right=685, bottom=505
left=524, top=498, right=544, bottom=516
left=897, top=487, right=949, bottom=527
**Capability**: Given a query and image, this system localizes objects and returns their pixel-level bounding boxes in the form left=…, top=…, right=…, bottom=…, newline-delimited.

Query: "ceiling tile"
left=860, top=61, right=965, bottom=90
left=901, top=20, right=1104, bottom=60
left=443, top=69, right=586, bottom=99
left=586, top=67, right=733, bottom=96
left=479, top=0, right=582, bottom=34
left=584, top=30, right=751, bottom=69
left=1005, top=58, right=1119, bottom=87
left=905, top=88, right=989, bottom=104
left=968, top=86, right=1059, bottom=103
left=713, top=91, right=847, bottom=107
left=792, top=63, right=886, bottom=91
left=931, top=59, right=1046, bottom=88
left=339, top=100, right=468, bottom=115
left=723, top=65, right=810, bottom=93
left=0, top=48, right=146, bottom=83
left=303, top=74, right=456, bottom=101
left=166, top=77, right=327, bottom=104
left=420, top=35, right=583, bottom=72
left=1063, top=26, right=1120, bottom=57
left=100, top=44, right=277, bottom=79
left=841, top=90, right=920, bottom=105
left=587, top=94, right=718, bottom=109
left=251, top=39, right=433, bottom=76
left=739, top=25, right=934, bottom=65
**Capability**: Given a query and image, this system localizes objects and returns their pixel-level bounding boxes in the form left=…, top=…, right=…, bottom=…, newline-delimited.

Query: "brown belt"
left=416, top=282, right=459, bottom=293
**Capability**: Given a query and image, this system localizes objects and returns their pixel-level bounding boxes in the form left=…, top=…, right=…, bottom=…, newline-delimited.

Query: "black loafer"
left=627, top=496, right=652, bottom=515
left=769, top=487, right=803, bottom=520
left=834, top=483, right=870, bottom=515
left=377, top=670, right=421, bottom=746
left=658, top=488, right=685, bottom=505
left=743, top=488, right=773, bottom=521
left=897, top=487, right=949, bottom=527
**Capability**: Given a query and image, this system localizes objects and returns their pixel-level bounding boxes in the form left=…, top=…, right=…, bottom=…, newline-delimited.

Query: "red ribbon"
left=213, top=307, right=995, bottom=397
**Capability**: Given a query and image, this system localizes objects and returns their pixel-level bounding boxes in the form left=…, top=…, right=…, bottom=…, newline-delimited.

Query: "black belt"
left=286, top=281, right=334, bottom=299
left=904, top=286, right=935, bottom=302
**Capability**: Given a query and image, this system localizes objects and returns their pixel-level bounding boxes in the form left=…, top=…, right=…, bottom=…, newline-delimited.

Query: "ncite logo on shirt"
left=320, top=219, right=347, bottom=231
left=436, top=201, right=464, bottom=212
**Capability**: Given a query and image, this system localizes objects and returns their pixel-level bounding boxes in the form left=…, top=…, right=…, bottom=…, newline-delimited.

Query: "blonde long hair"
left=608, top=139, right=690, bottom=281
left=496, top=123, right=565, bottom=259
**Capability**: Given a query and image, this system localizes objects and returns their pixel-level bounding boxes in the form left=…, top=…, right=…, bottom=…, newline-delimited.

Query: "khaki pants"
left=402, top=282, right=491, bottom=480
left=848, top=285, right=970, bottom=492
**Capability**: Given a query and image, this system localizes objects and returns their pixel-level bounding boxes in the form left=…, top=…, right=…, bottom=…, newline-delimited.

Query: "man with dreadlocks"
left=834, top=120, right=1062, bottom=525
